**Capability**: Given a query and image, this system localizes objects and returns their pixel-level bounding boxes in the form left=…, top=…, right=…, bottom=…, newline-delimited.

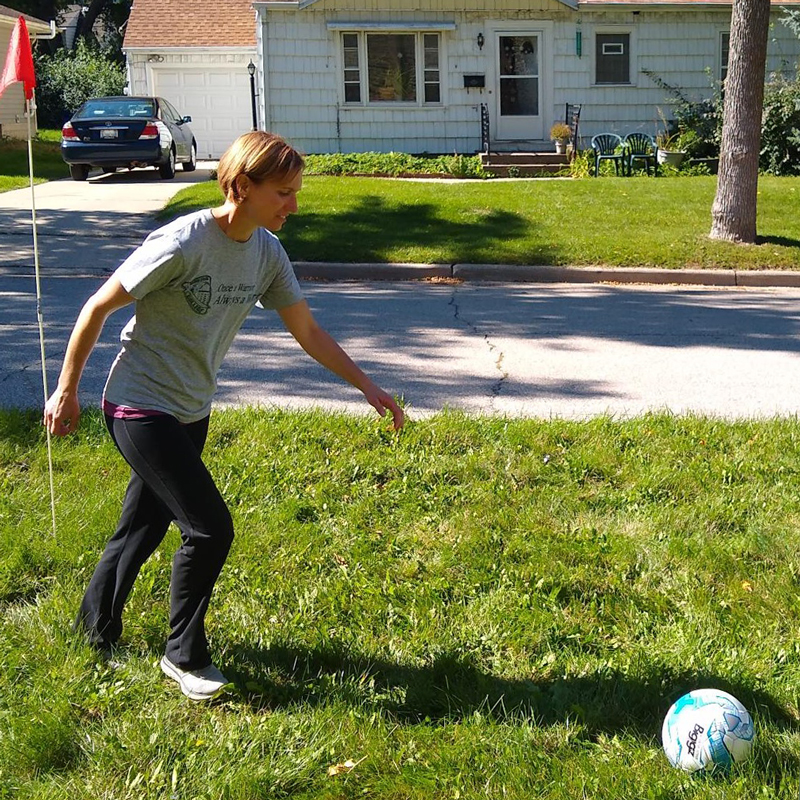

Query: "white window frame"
left=336, top=28, right=446, bottom=107
left=593, top=27, right=637, bottom=87
left=719, top=30, right=730, bottom=83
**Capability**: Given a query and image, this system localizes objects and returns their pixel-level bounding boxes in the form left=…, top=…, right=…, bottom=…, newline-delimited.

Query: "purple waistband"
left=103, top=399, right=168, bottom=420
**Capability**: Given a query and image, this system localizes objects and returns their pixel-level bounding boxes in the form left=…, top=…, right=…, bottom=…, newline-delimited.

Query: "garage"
left=151, top=67, right=253, bottom=160
left=123, top=0, right=257, bottom=160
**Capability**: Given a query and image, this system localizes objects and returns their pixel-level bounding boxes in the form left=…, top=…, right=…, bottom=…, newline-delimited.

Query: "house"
left=250, top=0, right=800, bottom=154
left=60, top=3, right=114, bottom=50
left=0, top=5, right=56, bottom=139
left=123, top=0, right=257, bottom=159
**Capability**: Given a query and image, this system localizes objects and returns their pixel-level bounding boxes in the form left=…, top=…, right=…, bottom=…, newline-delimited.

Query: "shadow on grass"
left=756, top=234, right=800, bottom=249
left=281, top=195, right=544, bottom=265
left=227, top=641, right=796, bottom=748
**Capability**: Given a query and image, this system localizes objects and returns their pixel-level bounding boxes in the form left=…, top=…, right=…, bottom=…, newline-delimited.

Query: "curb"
left=293, top=262, right=800, bottom=288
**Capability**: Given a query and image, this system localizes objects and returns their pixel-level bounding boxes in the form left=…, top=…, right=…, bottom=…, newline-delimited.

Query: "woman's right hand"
left=44, top=388, right=81, bottom=436
left=41, top=275, right=134, bottom=438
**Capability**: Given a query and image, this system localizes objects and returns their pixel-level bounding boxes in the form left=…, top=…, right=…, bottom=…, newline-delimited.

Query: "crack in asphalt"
left=448, top=285, right=508, bottom=406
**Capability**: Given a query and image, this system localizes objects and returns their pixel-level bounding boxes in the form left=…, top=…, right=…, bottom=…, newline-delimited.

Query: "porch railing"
left=480, top=103, right=491, bottom=154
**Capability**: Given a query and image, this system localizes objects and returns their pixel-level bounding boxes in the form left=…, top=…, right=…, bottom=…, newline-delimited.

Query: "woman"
left=44, top=131, right=404, bottom=701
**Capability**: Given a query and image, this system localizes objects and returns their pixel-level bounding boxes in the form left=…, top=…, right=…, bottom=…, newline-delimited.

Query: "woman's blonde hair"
left=217, top=131, right=305, bottom=203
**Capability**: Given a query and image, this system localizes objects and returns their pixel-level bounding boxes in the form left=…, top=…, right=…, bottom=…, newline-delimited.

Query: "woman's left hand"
left=365, top=386, right=405, bottom=430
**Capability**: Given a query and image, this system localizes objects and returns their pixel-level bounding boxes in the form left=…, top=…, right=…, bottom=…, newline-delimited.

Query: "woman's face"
left=239, top=170, right=303, bottom=232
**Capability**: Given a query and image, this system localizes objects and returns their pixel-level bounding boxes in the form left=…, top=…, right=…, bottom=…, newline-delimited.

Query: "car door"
left=168, top=99, right=193, bottom=156
left=158, top=98, right=189, bottom=158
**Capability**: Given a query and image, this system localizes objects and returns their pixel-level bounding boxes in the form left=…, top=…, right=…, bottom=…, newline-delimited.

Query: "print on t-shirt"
left=182, top=275, right=212, bottom=315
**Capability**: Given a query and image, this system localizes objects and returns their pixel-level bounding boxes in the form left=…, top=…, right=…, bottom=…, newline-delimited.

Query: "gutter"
left=34, top=20, right=58, bottom=40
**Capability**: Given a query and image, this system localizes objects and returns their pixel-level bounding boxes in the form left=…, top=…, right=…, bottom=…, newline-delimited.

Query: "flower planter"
left=657, top=149, right=686, bottom=168
left=554, top=140, right=568, bottom=155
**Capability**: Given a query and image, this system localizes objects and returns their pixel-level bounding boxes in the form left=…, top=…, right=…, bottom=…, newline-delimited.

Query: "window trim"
left=337, top=29, right=445, bottom=107
left=593, top=27, right=636, bottom=87
left=719, top=29, right=730, bottom=84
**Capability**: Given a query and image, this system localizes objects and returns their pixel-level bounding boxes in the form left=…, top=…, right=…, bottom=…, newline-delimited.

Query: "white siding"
left=0, top=25, right=36, bottom=139
left=258, top=2, right=800, bottom=154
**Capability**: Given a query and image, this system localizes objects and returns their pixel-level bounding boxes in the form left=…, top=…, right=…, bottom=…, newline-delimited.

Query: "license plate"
left=100, top=129, right=118, bottom=139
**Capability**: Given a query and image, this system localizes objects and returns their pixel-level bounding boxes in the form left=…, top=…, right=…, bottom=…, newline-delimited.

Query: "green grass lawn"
left=3, top=408, right=800, bottom=798
left=0, top=130, right=68, bottom=192
left=160, top=175, right=800, bottom=270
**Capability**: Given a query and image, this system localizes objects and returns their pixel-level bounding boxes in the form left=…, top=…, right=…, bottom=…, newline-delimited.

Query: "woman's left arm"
left=278, top=300, right=404, bottom=430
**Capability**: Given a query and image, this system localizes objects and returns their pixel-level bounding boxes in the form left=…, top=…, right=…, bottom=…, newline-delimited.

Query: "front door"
left=495, top=33, right=542, bottom=141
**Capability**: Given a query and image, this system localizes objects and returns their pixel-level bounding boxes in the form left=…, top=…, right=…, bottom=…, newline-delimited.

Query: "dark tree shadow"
left=281, top=195, right=544, bottom=266
left=756, top=235, right=800, bottom=249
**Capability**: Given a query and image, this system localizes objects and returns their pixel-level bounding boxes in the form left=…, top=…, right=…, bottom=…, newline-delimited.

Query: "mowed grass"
left=3, top=408, right=800, bottom=798
left=159, top=174, right=800, bottom=270
left=0, top=130, right=68, bottom=192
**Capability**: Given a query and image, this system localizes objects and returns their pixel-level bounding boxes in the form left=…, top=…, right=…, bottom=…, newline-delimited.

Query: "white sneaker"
left=160, top=655, right=229, bottom=701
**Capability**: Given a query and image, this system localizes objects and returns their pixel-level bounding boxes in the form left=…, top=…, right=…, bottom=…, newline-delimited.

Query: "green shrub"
left=303, top=151, right=487, bottom=178
left=34, top=40, right=125, bottom=128
left=760, top=75, right=800, bottom=175
left=643, top=69, right=723, bottom=159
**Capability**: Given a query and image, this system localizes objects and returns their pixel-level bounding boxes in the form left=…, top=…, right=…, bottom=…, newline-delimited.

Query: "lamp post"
left=247, top=60, right=258, bottom=131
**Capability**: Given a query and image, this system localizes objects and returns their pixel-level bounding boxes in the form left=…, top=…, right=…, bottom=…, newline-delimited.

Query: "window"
left=720, top=32, right=730, bottom=83
left=341, top=31, right=441, bottom=105
left=343, top=33, right=361, bottom=102
left=596, top=33, right=630, bottom=84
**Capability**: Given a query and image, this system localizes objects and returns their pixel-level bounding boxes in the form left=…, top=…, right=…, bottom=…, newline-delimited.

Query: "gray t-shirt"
left=103, top=209, right=304, bottom=423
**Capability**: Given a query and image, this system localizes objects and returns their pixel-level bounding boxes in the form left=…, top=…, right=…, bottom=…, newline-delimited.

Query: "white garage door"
left=152, top=67, right=253, bottom=159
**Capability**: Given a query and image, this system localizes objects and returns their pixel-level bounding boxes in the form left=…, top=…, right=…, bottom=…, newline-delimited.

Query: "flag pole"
left=27, top=89, right=58, bottom=538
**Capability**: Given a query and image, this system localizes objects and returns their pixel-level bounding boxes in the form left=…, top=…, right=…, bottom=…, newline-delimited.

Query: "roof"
left=0, top=4, right=55, bottom=33
left=123, top=0, right=256, bottom=49
left=579, top=0, right=800, bottom=5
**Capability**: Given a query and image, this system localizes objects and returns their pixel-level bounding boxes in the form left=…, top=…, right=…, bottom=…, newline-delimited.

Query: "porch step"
left=481, top=151, right=570, bottom=177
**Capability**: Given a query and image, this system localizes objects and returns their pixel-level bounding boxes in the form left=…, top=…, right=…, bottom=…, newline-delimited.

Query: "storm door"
left=495, top=33, right=542, bottom=141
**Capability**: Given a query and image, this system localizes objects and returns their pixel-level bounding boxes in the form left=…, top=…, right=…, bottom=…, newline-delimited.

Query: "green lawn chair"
left=590, top=133, right=625, bottom=177
left=623, top=132, right=658, bottom=176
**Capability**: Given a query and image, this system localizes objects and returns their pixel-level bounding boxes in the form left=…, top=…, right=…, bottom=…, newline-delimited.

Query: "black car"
left=61, top=96, right=197, bottom=181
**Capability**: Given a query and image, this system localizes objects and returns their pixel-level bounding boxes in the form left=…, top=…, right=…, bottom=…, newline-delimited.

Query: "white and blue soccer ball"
left=662, top=689, right=755, bottom=773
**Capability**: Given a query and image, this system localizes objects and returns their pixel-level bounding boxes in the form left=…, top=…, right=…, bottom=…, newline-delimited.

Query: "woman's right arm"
left=44, top=275, right=134, bottom=436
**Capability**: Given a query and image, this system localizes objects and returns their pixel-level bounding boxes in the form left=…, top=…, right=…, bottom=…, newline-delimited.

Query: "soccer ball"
left=661, top=689, right=755, bottom=773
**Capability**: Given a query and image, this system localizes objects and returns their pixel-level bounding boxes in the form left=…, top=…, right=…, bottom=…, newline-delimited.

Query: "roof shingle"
left=123, top=0, right=256, bottom=49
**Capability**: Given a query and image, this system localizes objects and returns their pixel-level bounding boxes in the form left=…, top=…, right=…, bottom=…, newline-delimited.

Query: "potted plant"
left=655, top=109, right=687, bottom=167
left=656, top=131, right=687, bottom=167
left=376, top=63, right=412, bottom=101
left=550, top=122, right=572, bottom=155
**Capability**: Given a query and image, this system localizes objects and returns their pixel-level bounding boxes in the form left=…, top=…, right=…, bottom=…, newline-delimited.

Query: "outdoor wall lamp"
left=247, top=60, right=258, bottom=131
left=477, top=32, right=485, bottom=50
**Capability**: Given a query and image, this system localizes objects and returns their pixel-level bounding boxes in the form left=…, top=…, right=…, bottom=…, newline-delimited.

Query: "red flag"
left=0, top=17, right=36, bottom=101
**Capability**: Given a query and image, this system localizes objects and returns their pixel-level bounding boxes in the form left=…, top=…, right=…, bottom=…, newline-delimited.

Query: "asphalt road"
left=2, top=170, right=799, bottom=421
left=3, top=275, right=800, bottom=420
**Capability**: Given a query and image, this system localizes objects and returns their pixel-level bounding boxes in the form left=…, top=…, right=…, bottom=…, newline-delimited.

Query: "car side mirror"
left=181, top=116, right=192, bottom=124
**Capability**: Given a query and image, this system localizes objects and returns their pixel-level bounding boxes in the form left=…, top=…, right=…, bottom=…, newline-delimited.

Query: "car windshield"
left=77, top=99, right=156, bottom=118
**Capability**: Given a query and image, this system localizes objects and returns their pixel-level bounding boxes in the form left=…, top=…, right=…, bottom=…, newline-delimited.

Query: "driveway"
left=0, top=162, right=217, bottom=276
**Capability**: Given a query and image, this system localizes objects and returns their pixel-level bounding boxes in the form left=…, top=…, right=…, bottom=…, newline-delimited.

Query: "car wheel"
left=159, top=148, right=176, bottom=180
left=182, top=142, right=197, bottom=172
left=69, top=164, right=89, bottom=181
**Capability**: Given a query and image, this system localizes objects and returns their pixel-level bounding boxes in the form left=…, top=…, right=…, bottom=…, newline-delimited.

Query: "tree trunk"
left=709, top=0, right=771, bottom=243
left=71, top=0, right=109, bottom=48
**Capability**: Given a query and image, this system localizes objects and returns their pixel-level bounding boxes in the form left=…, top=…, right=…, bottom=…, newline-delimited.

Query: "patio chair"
left=624, top=132, right=658, bottom=176
left=565, top=103, right=582, bottom=157
left=590, top=133, right=624, bottom=177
